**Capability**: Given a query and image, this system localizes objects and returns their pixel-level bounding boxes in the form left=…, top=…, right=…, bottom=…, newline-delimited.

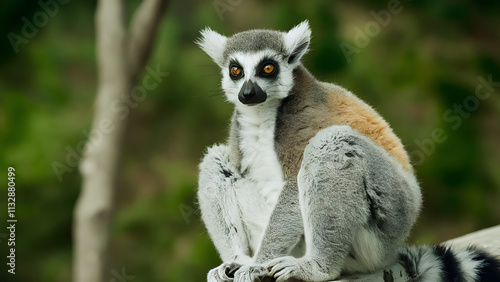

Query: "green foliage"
left=1, top=1, right=499, bottom=281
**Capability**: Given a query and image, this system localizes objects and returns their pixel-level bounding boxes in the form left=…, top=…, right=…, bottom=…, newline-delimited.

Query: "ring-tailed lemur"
left=196, top=21, right=500, bottom=282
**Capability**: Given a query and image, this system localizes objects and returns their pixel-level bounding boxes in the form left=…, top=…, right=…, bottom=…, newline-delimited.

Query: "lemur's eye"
left=262, top=64, right=275, bottom=74
left=230, top=66, right=243, bottom=78
left=259, top=62, right=277, bottom=77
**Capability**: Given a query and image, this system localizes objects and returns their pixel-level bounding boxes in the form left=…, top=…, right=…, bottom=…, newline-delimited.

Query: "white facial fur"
left=220, top=50, right=295, bottom=106
left=197, top=20, right=312, bottom=107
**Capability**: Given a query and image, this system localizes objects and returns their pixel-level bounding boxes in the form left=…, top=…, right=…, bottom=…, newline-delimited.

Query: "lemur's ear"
left=196, top=28, right=227, bottom=67
left=284, top=20, right=311, bottom=65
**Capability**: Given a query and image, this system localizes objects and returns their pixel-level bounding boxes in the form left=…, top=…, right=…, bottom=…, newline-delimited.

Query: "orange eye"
left=263, top=64, right=274, bottom=74
left=230, top=66, right=242, bottom=77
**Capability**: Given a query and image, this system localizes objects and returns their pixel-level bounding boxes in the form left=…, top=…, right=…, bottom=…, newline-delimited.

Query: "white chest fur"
left=234, top=102, right=285, bottom=253
left=236, top=103, right=284, bottom=205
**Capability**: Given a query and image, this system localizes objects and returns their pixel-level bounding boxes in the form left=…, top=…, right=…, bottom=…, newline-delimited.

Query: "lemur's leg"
left=233, top=181, right=304, bottom=282
left=269, top=125, right=421, bottom=282
left=253, top=181, right=304, bottom=263
left=198, top=145, right=252, bottom=282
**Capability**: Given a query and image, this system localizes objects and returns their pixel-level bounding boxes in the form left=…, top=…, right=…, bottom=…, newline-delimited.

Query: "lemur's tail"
left=398, top=245, right=500, bottom=281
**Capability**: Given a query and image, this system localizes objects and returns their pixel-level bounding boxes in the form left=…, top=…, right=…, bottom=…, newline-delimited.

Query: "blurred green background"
left=0, top=0, right=499, bottom=281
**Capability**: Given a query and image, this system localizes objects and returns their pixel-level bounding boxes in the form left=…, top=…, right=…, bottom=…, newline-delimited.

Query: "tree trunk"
left=73, top=1, right=167, bottom=281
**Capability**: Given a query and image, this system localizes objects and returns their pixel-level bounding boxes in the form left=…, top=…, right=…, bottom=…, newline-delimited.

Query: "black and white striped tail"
left=399, top=245, right=500, bottom=281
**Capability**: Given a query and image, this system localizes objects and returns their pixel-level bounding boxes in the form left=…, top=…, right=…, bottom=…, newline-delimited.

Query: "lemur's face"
left=197, top=21, right=311, bottom=107
left=220, top=50, right=293, bottom=105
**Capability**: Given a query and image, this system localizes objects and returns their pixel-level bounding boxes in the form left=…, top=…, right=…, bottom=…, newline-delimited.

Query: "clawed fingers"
left=208, top=262, right=242, bottom=282
left=233, top=270, right=252, bottom=282
left=273, top=266, right=295, bottom=282
left=219, top=262, right=241, bottom=279
left=233, top=265, right=269, bottom=282
left=208, top=267, right=225, bottom=282
left=267, top=256, right=299, bottom=281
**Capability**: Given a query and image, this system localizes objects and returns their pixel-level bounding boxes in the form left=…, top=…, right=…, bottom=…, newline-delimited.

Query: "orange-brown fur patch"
left=327, top=89, right=412, bottom=172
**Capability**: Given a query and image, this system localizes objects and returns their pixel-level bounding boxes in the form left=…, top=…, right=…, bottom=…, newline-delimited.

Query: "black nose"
left=238, top=80, right=267, bottom=105
left=241, top=81, right=255, bottom=99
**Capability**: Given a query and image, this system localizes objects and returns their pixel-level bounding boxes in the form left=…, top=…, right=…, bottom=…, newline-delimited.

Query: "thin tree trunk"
left=73, top=1, right=167, bottom=281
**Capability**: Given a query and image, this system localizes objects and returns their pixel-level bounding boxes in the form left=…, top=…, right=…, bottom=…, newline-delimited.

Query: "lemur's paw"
left=207, top=267, right=225, bottom=282
left=268, top=256, right=302, bottom=282
left=268, top=256, right=330, bottom=282
left=233, top=264, right=268, bottom=282
left=207, top=262, right=241, bottom=282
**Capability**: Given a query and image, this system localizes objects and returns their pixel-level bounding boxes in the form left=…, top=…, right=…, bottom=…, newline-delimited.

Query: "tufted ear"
left=196, top=27, right=227, bottom=67
left=284, top=20, right=311, bottom=65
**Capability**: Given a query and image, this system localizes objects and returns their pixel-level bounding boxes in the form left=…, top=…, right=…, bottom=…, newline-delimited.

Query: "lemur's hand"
left=207, top=262, right=242, bottom=282
left=268, top=256, right=330, bottom=282
left=233, top=264, right=269, bottom=282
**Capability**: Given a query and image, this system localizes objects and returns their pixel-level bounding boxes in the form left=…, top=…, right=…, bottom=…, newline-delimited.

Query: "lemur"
left=196, top=21, right=500, bottom=282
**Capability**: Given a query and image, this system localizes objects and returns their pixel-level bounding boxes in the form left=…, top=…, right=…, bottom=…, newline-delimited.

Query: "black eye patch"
left=229, top=59, right=243, bottom=80
left=256, top=59, right=279, bottom=79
